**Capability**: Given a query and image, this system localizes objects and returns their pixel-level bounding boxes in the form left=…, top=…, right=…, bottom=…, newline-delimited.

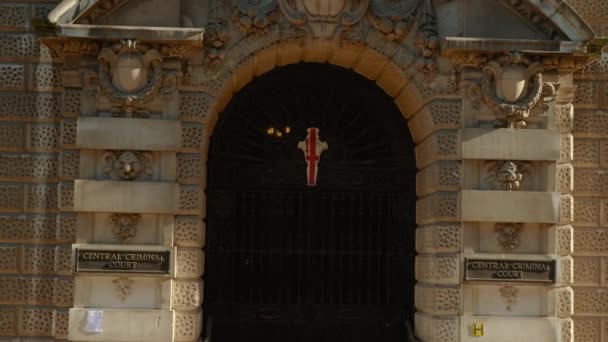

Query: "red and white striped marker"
left=297, top=127, right=328, bottom=187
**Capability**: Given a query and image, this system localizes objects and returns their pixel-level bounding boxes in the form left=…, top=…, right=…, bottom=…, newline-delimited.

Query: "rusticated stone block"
left=415, top=130, right=460, bottom=169
left=0, top=125, right=25, bottom=151
left=573, top=257, right=601, bottom=286
left=572, top=318, right=601, bottom=342
left=60, top=120, right=76, bottom=148
left=573, top=81, right=599, bottom=109
left=58, top=182, right=74, bottom=211
left=561, top=257, right=573, bottom=285
left=174, top=310, right=202, bottom=341
left=0, top=215, right=56, bottom=243
left=21, top=246, right=54, bottom=274
left=0, top=65, right=24, bottom=90
left=555, top=287, right=573, bottom=317
left=0, top=93, right=60, bottom=121
left=174, top=216, right=205, bottom=247
left=29, top=64, right=62, bottom=92
left=414, top=313, right=458, bottom=342
left=415, top=254, right=460, bottom=285
left=52, top=309, right=68, bottom=339
left=601, top=140, right=608, bottom=169
left=0, top=33, right=54, bottom=61
left=181, top=123, right=204, bottom=151
left=177, top=153, right=201, bottom=183
left=0, top=277, right=54, bottom=305
left=0, top=4, right=28, bottom=31
left=0, top=154, right=58, bottom=180
left=172, top=280, right=203, bottom=310
left=574, top=228, right=608, bottom=256
left=0, top=306, right=16, bottom=336
left=59, top=151, right=79, bottom=179
left=560, top=194, right=573, bottom=225
left=416, top=224, right=461, bottom=254
left=178, top=185, right=201, bottom=214
left=416, top=192, right=459, bottom=225
left=179, top=92, right=214, bottom=122
left=55, top=213, right=77, bottom=242
left=176, top=248, right=204, bottom=278
left=24, top=183, right=57, bottom=211
left=53, top=278, right=73, bottom=307
left=561, top=318, right=573, bottom=342
left=18, top=308, right=53, bottom=336
left=574, top=197, right=599, bottom=227
left=61, top=90, right=81, bottom=116
left=0, top=247, right=18, bottom=273
left=557, top=225, right=573, bottom=256
left=561, top=134, right=573, bottom=163
left=408, top=100, right=461, bottom=143
left=54, top=246, right=71, bottom=275
left=568, top=0, right=608, bottom=18
left=0, top=185, right=22, bottom=212
left=415, top=284, right=460, bottom=315
left=602, top=199, right=608, bottom=227
left=557, top=164, right=573, bottom=194
left=416, top=161, right=460, bottom=197
left=573, top=139, right=599, bottom=167
left=574, top=288, right=608, bottom=315
left=556, top=104, right=574, bottom=133
left=573, top=111, right=608, bottom=138
left=573, top=168, right=608, bottom=195
left=29, top=123, right=59, bottom=151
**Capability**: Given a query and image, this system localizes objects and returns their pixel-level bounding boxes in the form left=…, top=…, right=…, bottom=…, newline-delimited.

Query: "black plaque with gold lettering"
left=75, top=249, right=171, bottom=274
left=465, top=258, right=556, bottom=283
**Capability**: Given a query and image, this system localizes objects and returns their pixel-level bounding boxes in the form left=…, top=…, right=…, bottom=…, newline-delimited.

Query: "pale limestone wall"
left=565, top=1, right=608, bottom=341
left=0, top=0, right=73, bottom=340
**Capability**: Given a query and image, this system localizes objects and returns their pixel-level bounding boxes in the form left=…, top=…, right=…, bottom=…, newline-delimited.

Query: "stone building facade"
left=0, top=0, right=607, bottom=341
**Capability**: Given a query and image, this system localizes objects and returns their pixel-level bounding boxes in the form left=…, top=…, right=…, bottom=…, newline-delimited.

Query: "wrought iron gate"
left=204, top=63, right=416, bottom=342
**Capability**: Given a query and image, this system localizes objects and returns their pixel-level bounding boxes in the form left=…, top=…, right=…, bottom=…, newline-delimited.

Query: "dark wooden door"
left=204, top=63, right=416, bottom=342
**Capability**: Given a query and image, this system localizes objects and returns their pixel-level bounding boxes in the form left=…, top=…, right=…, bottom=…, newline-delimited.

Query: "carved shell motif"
left=369, top=0, right=420, bottom=40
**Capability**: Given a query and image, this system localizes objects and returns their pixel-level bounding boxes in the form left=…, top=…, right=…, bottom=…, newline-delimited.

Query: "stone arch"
left=195, top=33, right=463, bottom=342
left=199, top=37, right=460, bottom=170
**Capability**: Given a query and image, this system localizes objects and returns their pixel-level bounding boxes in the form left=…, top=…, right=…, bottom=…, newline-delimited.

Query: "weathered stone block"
left=416, top=192, right=460, bottom=225
left=461, top=190, right=560, bottom=223
left=415, top=284, right=460, bottom=315
left=416, top=254, right=460, bottom=285
left=73, top=180, right=181, bottom=214
left=415, top=130, right=460, bottom=169
left=408, top=101, right=462, bottom=143
left=172, top=280, right=203, bottom=310
left=416, top=224, right=461, bottom=254
left=461, top=128, right=560, bottom=161
left=176, top=248, right=204, bottom=278
left=0, top=64, right=25, bottom=90
left=174, top=309, right=202, bottom=341
left=174, top=216, right=205, bottom=248
left=573, top=139, right=599, bottom=167
left=573, top=228, right=608, bottom=256
left=77, top=117, right=182, bottom=151
left=68, top=308, right=174, bottom=342
left=415, top=313, right=459, bottom=342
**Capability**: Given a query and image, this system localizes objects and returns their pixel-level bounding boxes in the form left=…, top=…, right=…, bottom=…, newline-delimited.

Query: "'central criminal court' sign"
left=75, top=248, right=171, bottom=274
left=464, top=258, right=556, bottom=283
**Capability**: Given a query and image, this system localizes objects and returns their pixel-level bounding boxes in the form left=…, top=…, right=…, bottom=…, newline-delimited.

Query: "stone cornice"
left=41, top=24, right=204, bottom=57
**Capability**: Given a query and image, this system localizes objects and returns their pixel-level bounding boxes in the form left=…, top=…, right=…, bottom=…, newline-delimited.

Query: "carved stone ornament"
left=494, top=223, right=523, bottom=252
left=204, top=22, right=230, bottom=69
left=103, top=151, right=153, bottom=181
left=110, top=213, right=141, bottom=242
left=86, top=40, right=179, bottom=116
left=368, top=0, right=418, bottom=41
left=233, top=0, right=278, bottom=33
left=113, top=277, right=134, bottom=302
left=499, top=285, right=518, bottom=311
left=278, top=0, right=369, bottom=37
left=481, top=52, right=543, bottom=128
left=484, top=160, right=530, bottom=191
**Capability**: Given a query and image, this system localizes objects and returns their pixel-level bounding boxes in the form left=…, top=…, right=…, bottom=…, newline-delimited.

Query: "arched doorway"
left=203, top=63, right=416, bottom=342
